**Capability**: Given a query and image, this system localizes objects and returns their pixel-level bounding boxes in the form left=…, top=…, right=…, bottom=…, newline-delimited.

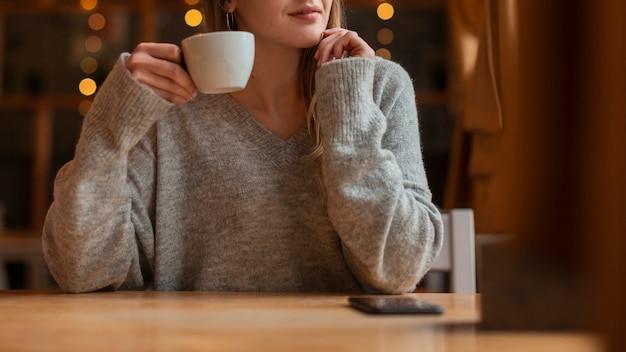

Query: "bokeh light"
left=376, top=48, right=392, bottom=60
left=80, top=0, right=97, bottom=11
left=80, top=57, right=98, bottom=74
left=377, top=28, right=394, bottom=45
left=88, top=13, right=106, bottom=31
left=85, top=35, right=103, bottom=53
left=79, top=78, right=97, bottom=96
left=184, top=0, right=200, bottom=5
left=78, top=100, right=93, bottom=116
left=377, top=3, right=395, bottom=21
left=185, top=9, right=203, bottom=27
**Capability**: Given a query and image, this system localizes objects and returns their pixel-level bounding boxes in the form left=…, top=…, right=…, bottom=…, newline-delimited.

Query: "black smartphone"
left=348, top=296, right=445, bottom=315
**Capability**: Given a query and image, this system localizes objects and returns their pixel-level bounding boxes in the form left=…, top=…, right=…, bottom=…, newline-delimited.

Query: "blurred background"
left=0, top=0, right=451, bottom=234
left=1, top=1, right=625, bottom=350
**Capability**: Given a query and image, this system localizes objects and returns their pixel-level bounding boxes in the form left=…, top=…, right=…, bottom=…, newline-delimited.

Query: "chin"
left=299, top=36, right=323, bottom=49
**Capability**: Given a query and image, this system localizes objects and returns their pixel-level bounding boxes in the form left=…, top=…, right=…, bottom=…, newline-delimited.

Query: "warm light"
left=79, top=78, right=97, bottom=96
left=184, top=0, right=200, bottom=5
left=377, top=28, right=394, bottom=45
left=78, top=100, right=93, bottom=116
left=85, top=36, right=103, bottom=53
left=80, top=0, right=97, bottom=11
left=376, top=48, right=392, bottom=60
left=88, top=13, right=106, bottom=31
left=185, top=9, right=203, bottom=27
left=81, top=57, right=98, bottom=74
left=377, top=3, right=394, bottom=21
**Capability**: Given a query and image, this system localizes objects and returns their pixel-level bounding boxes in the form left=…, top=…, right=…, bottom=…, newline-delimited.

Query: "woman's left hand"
left=314, top=28, right=375, bottom=67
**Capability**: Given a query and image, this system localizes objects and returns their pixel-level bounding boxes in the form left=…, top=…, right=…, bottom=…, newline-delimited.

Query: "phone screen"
left=348, top=296, right=445, bottom=315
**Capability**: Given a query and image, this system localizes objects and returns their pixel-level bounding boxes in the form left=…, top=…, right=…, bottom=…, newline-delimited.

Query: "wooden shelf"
left=0, top=94, right=87, bottom=110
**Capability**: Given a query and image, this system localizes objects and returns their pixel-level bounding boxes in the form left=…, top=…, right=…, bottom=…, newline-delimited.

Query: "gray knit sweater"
left=42, top=54, right=443, bottom=293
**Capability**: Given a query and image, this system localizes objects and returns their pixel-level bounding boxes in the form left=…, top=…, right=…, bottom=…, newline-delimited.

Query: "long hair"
left=202, top=0, right=346, bottom=162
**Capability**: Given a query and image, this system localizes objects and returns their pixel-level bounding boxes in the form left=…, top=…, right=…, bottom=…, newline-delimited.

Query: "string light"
left=78, top=100, right=93, bottom=116
left=79, top=78, right=97, bottom=96
left=376, top=2, right=394, bottom=59
left=377, top=28, right=394, bottom=45
left=376, top=48, right=392, bottom=60
left=377, top=2, right=394, bottom=21
left=80, top=0, right=97, bottom=11
left=185, top=9, right=203, bottom=27
left=85, top=35, right=103, bottom=53
left=80, top=57, right=98, bottom=74
left=78, top=1, right=105, bottom=115
left=88, top=13, right=106, bottom=31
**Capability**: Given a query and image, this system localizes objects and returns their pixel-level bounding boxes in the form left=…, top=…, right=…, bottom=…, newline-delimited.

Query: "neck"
left=229, top=44, right=308, bottom=139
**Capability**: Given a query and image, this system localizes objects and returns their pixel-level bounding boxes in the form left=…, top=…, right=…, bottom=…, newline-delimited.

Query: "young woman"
left=42, top=0, right=443, bottom=293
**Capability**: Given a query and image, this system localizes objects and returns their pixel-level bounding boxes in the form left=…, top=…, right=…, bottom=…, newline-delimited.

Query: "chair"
left=0, top=234, right=50, bottom=290
left=424, top=208, right=476, bottom=293
left=0, top=261, right=6, bottom=290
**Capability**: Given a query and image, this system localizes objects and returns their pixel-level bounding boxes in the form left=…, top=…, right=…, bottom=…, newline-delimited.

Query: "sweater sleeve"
left=42, top=54, right=173, bottom=293
left=315, top=57, right=444, bottom=294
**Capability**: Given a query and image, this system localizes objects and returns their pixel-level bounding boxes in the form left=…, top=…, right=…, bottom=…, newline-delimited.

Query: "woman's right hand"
left=126, top=42, right=197, bottom=103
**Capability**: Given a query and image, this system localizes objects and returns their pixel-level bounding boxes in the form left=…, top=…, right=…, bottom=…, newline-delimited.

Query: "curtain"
left=444, top=0, right=518, bottom=234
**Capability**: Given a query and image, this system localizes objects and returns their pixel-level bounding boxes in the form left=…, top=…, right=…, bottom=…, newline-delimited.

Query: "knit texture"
left=42, top=54, right=443, bottom=293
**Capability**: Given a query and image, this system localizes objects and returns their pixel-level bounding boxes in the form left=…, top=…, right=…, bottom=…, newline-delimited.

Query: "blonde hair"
left=202, top=0, right=346, bottom=161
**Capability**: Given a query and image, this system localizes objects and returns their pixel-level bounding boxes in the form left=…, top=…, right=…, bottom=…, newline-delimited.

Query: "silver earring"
left=226, top=12, right=235, bottom=31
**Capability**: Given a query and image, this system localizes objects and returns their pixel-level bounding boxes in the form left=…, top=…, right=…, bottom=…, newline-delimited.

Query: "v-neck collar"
left=206, top=94, right=314, bottom=169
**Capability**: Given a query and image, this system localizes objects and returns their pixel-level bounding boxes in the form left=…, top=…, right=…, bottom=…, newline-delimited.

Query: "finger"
left=127, top=47, right=197, bottom=101
left=135, top=42, right=183, bottom=64
left=318, top=31, right=374, bottom=66
left=314, top=34, right=338, bottom=64
left=130, top=67, right=195, bottom=103
left=147, top=60, right=197, bottom=98
left=342, top=31, right=375, bottom=59
left=150, top=86, right=192, bottom=104
left=331, top=33, right=350, bottom=58
left=138, top=44, right=197, bottom=96
left=128, top=56, right=196, bottom=101
left=322, top=28, right=344, bottom=37
left=314, top=28, right=345, bottom=60
left=316, top=32, right=349, bottom=66
left=334, top=31, right=363, bottom=56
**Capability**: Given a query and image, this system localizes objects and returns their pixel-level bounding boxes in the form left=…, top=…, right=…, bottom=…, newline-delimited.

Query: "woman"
left=42, top=0, right=443, bottom=293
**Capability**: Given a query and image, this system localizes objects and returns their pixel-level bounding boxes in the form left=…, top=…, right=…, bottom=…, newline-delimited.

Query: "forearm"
left=43, top=163, right=138, bottom=292
left=316, top=58, right=443, bottom=293
left=42, top=55, right=169, bottom=292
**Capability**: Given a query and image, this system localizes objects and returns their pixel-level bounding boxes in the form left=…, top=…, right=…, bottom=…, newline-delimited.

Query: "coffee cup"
left=181, top=31, right=255, bottom=94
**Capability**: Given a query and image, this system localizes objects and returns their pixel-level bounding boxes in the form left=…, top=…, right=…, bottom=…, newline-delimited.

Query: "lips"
left=289, top=5, right=322, bottom=17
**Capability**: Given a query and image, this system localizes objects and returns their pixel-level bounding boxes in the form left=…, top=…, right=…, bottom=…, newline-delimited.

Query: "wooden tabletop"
left=0, top=291, right=602, bottom=352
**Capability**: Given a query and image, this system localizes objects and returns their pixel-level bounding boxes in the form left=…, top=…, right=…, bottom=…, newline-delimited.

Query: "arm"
left=42, top=44, right=194, bottom=292
left=315, top=57, right=443, bottom=294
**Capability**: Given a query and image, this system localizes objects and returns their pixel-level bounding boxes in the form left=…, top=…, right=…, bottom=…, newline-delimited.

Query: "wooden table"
left=0, top=291, right=602, bottom=352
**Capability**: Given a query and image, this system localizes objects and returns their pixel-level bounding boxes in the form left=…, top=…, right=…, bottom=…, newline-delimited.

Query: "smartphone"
left=348, top=296, right=445, bottom=315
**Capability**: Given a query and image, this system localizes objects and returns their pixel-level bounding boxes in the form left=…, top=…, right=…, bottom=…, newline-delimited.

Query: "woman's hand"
left=126, top=43, right=197, bottom=103
left=314, top=28, right=375, bottom=67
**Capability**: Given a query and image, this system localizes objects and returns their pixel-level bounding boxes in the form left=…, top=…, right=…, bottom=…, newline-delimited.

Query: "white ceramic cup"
left=181, top=31, right=255, bottom=94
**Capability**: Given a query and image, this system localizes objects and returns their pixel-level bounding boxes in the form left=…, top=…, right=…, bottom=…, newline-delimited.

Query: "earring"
left=226, top=12, right=235, bottom=31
